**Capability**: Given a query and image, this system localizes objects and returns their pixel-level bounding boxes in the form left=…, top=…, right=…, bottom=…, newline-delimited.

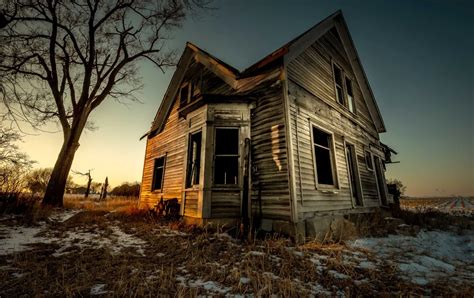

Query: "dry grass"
left=63, top=195, right=139, bottom=213
left=1, top=198, right=473, bottom=296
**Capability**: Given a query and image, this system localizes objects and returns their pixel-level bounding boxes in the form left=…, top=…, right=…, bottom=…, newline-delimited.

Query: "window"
left=179, top=83, right=190, bottom=106
left=214, top=128, right=239, bottom=185
left=312, top=127, right=335, bottom=186
left=186, top=131, right=202, bottom=187
left=151, top=156, right=166, bottom=191
left=345, top=77, right=355, bottom=113
left=333, top=64, right=344, bottom=105
left=365, top=150, right=373, bottom=171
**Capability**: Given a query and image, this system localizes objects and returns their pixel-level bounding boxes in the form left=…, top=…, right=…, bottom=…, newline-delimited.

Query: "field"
left=400, top=196, right=474, bottom=215
left=0, top=196, right=473, bottom=296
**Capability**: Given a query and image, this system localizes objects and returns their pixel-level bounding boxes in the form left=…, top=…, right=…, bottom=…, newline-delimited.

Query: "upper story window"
left=333, top=63, right=356, bottom=115
left=179, top=83, right=190, bottom=106
left=214, top=128, right=239, bottom=185
left=345, top=77, right=355, bottom=113
left=152, top=156, right=166, bottom=191
left=179, top=77, right=203, bottom=108
left=333, top=64, right=345, bottom=105
left=312, top=126, right=336, bottom=186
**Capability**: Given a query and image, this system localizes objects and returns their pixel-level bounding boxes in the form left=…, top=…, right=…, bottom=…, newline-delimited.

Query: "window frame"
left=332, top=63, right=345, bottom=106
left=364, top=150, right=374, bottom=172
left=185, top=130, right=202, bottom=188
left=309, top=123, right=339, bottom=189
left=151, top=155, right=166, bottom=192
left=345, top=76, right=356, bottom=114
left=332, top=61, right=357, bottom=115
left=179, top=82, right=191, bottom=107
left=213, top=126, right=240, bottom=187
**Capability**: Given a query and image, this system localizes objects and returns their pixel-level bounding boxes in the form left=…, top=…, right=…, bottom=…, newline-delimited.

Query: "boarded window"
left=152, top=156, right=166, bottom=191
left=333, top=64, right=344, bottom=105
left=214, top=128, right=239, bottom=185
left=312, top=127, right=335, bottom=185
left=345, top=77, right=355, bottom=113
left=186, top=131, right=202, bottom=187
left=365, top=150, right=373, bottom=171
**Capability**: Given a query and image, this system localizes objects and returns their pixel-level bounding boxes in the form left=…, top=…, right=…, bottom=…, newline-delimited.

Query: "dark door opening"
left=374, top=156, right=388, bottom=206
left=345, top=143, right=363, bottom=206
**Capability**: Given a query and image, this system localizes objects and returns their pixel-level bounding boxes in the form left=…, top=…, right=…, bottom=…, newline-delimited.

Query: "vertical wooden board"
left=249, top=81, right=291, bottom=221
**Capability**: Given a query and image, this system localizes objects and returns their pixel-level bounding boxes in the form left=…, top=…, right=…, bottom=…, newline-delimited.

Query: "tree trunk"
left=42, top=115, right=87, bottom=207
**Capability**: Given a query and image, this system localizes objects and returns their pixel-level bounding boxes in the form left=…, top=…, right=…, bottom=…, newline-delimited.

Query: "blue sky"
left=20, top=0, right=474, bottom=196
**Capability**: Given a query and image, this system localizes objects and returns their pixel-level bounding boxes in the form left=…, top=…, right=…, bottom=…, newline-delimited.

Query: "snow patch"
left=349, top=229, right=474, bottom=285
left=176, top=276, right=231, bottom=294
left=0, top=225, right=53, bottom=255
left=246, top=251, right=265, bottom=257
left=90, top=284, right=109, bottom=295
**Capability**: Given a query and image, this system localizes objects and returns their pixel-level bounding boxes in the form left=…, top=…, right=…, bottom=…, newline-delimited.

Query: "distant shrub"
left=110, top=182, right=140, bottom=197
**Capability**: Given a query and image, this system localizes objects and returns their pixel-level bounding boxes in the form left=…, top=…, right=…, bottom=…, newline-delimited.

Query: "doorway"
left=374, top=156, right=388, bottom=206
left=345, top=143, right=363, bottom=206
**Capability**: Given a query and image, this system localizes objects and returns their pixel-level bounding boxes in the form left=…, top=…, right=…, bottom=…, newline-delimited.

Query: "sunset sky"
left=17, top=0, right=473, bottom=196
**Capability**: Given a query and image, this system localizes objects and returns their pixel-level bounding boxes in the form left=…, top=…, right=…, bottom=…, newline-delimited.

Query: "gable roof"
left=146, top=42, right=240, bottom=137
left=146, top=10, right=386, bottom=138
left=243, top=10, right=386, bottom=132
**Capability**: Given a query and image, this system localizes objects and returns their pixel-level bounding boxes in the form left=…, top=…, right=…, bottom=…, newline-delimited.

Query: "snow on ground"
left=176, top=275, right=232, bottom=295
left=90, top=284, right=110, bottom=295
left=0, top=224, right=53, bottom=255
left=0, top=211, right=146, bottom=257
left=350, top=229, right=474, bottom=285
left=48, top=209, right=81, bottom=223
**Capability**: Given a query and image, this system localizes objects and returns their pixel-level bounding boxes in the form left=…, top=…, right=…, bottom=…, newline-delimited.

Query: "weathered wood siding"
left=287, top=28, right=376, bottom=132
left=139, top=98, right=187, bottom=208
left=211, top=190, right=241, bottom=218
left=184, top=191, right=199, bottom=217
left=286, top=28, right=382, bottom=218
left=140, top=56, right=231, bottom=209
left=249, top=79, right=292, bottom=221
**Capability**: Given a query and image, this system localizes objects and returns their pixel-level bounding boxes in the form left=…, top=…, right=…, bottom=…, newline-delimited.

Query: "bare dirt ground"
left=0, top=197, right=473, bottom=296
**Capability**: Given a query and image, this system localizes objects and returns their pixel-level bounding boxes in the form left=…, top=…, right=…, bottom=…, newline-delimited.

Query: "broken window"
left=365, top=150, right=373, bottom=171
left=312, top=127, right=335, bottom=186
left=152, top=156, right=166, bottom=191
left=186, top=131, right=202, bottom=187
left=214, top=128, right=239, bottom=185
left=345, top=77, right=355, bottom=113
left=333, top=64, right=344, bottom=105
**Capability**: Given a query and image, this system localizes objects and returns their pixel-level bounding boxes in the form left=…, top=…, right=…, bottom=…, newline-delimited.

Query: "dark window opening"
left=179, top=83, right=190, bottom=106
left=312, top=127, right=334, bottom=185
left=365, top=151, right=373, bottom=171
left=333, top=65, right=344, bottom=105
left=186, top=131, right=202, bottom=187
left=152, top=156, right=166, bottom=191
left=214, top=128, right=239, bottom=185
left=345, top=77, right=355, bottom=113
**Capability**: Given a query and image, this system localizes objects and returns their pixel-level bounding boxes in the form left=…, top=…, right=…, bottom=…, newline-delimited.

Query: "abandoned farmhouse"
left=139, top=11, right=395, bottom=237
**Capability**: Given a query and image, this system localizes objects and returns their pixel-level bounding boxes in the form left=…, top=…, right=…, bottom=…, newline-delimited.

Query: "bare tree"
left=0, top=125, right=31, bottom=169
left=26, top=167, right=74, bottom=195
left=0, top=125, right=33, bottom=199
left=0, top=0, right=210, bottom=206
